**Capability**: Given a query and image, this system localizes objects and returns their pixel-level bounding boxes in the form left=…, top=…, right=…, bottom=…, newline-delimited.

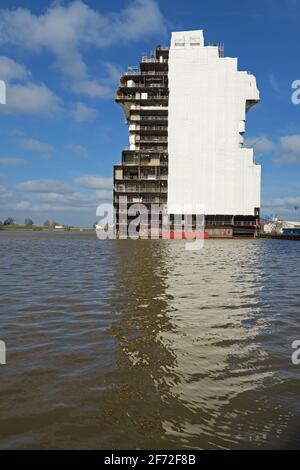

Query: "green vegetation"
left=0, top=224, right=43, bottom=231
left=0, top=217, right=93, bottom=232
left=0, top=217, right=42, bottom=231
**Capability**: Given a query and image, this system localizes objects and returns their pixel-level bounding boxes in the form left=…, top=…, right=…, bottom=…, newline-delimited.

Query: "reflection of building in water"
left=105, top=240, right=180, bottom=449
left=159, top=240, right=289, bottom=449
left=106, top=239, right=291, bottom=449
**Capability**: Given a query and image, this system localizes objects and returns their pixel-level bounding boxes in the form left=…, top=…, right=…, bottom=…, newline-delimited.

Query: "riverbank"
left=0, top=225, right=43, bottom=231
left=260, top=233, right=300, bottom=241
left=0, top=225, right=94, bottom=232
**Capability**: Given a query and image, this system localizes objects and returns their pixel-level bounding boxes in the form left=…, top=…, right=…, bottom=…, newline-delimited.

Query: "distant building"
left=263, top=220, right=300, bottom=235
left=114, top=30, right=261, bottom=238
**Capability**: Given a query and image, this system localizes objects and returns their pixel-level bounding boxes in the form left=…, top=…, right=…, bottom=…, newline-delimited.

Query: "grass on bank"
left=0, top=224, right=44, bottom=231
left=0, top=225, right=94, bottom=231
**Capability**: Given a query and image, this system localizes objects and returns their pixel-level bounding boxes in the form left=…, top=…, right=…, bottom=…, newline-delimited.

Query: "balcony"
left=139, top=136, right=168, bottom=143
left=139, top=145, right=167, bottom=152
left=140, top=159, right=159, bottom=166
left=120, top=81, right=166, bottom=89
left=141, top=71, right=168, bottom=76
left=122, top=160, right=139, bottom=166
left=140, top=126, right=168, bottom=132
left=140, top=173, right=156, bottom=179
left=140, top=186, right=161, bottom=193
left=123, top=175, right=139, bottom=180
left=115, top=184, right=138, bottom=193
left=125, top=66, right=140, bottom=76
left=115, top=184, right=167, bottom=194
left=140, top=175, right=168, bottom=181
left=139, top=115, right=168, bottom=121
left=116, top=93, right=168, bottom=101
left=141, top=196, right=162, bottom=204
left=115, top=196, right=166, bottom=205
left=141, top=56, right=168, bottom=63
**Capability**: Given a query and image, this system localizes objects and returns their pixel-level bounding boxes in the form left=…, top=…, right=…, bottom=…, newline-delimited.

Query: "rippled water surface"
left=0, top=231, right=299, bottom=449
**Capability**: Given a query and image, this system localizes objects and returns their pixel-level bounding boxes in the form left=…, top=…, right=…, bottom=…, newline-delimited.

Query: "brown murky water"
left=0, top=231, right=299, bottom=449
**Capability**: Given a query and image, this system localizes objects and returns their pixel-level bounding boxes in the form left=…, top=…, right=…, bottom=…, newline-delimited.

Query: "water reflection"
left=0, top=232, right=299, bottom=449
left=106, top=241, right=178, bottom=449
left=110, top=239, right=296, bottom=449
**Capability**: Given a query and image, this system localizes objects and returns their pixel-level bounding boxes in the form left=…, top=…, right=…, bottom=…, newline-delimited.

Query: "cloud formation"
left=245, top=136, right=275, bottom=154
left=65, top=144, right=89, bottom=158
left=17, top=179, right=74, bottom=194
left=21, top=139, right=55, bottom=153
left=5, top=82, right=62, bottom=116
left=0, top=1, right=166, bottom=98
left=0, top=157, right=25, bottom=166
left=262, top=196, right=300, bottom=217
left=75, top=175, right=112, bottom=189
left=276, top=135, right=300, bottom=164
left=0, top=177, right=113, bottom=226
left=0, top=56, right=30, bottom=81
left=0, top=54, right=62, bottom=117
left=246, top=134, right=300, bottom=164
left=71, top=102, right=97, bottom=122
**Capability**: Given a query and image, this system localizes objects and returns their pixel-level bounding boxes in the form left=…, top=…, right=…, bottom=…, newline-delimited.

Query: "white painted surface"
left=167, top=30, right=260, bottom=215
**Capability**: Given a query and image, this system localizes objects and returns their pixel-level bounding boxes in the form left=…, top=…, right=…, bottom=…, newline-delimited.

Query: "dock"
left=260, top=234, right=300, bottom=241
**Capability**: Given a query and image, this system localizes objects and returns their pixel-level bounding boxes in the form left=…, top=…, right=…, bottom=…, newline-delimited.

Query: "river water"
left=0, top=231, right=299, bottom=449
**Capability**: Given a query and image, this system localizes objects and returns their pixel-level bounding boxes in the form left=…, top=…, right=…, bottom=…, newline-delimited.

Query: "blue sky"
left=0, top=0, right=299, bottom=226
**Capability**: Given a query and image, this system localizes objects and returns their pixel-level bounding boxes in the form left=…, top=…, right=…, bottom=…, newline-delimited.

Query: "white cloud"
left=16, top=201, right=31, bottom=210
left=5, top=82, right=61, bottom=116
left=21, top=138, right=55, bottom=153
left=16, top=177, right=112, bottom=196
left=4, top=128, right=26, bottom=137
left=11, top=185, right=111, bottom=214
left=262, top=196, right=300, bottom=218
left=71, top=80, right=110, bottom=98
left=268, top=73, right=280, bottom=93
left=280, top=135, right=300, bottom=153
left=0, top=185, right=7, bottom=194
left=0, top=56, right=30, bottom=81
left=0, top=56, right=61, bottom=117
left=103, top=63, right=123, bottom=85
left=28, top=190, right=111, bottom=207
left=92, top=0, right=167, bottom=44
left=0, top=1, right=166, bottom=49
left=65, top=144, right=89, bottom=158
left=1, top=174, right=113, bottom=225
left=75, top=175, right=112, bottom=189
left=246, top=134, right=300, bottom=165
left=17, top=179, right=73, bottom=194
left=245, top=136, right=275, bottom=154
left=96, top=189, right=113, bottom=200
left=0, top=185, right=14, bottom=199
left=0, top=157, right=25, bottom=166
left=0, top=1, right=166, bottom=98
left=71, top=101, right=97, bottom=122
left=71, top=63, right=122, bottom=98
left=275, top=135, right=300, bottom=164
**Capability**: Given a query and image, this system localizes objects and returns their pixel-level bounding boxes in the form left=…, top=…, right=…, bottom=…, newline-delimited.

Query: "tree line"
left=0, top=218, right=61, bottom=228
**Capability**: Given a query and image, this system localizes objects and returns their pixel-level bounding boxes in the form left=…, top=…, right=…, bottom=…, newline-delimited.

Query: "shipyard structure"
left=114, top=30, right=261, bottom=238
